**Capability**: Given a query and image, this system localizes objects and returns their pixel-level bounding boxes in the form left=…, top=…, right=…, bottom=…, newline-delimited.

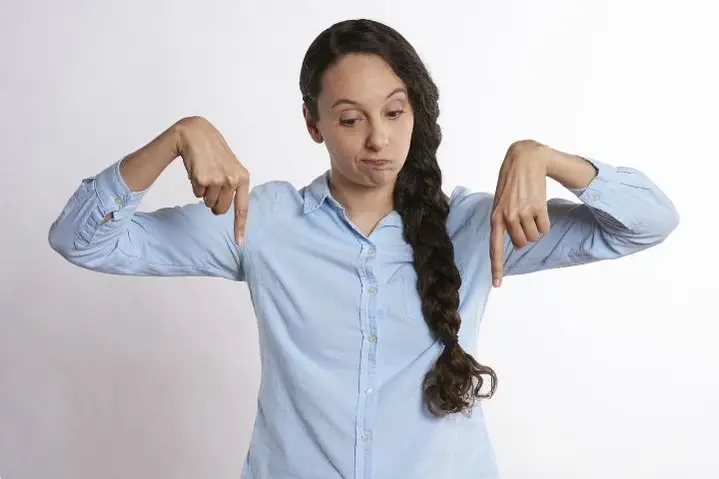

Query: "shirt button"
left=367, top=334, right=377, bottom=343
left=361, top=432, right=370, bottom=442
left=365, top=387, right=374, bottom=394
left=592, top=194, right=600, bottom=201
left=368, top=286, right=377, bottom=294
left=114, top=197, right=123, bottom=207
left=368, top=247, right=376, bottom=257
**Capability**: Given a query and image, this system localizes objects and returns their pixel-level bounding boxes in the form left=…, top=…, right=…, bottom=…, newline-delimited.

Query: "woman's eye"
left=340, top=110, right=403, bottom=126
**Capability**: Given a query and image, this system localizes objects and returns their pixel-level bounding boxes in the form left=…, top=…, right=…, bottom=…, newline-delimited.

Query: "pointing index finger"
left=490, top=218, right=506, bottom=287
left=234, top=181, right=249, bottom=245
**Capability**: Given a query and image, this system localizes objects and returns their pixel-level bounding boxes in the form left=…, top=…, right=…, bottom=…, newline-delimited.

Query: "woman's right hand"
left=175, top=116, right=250, bottom=244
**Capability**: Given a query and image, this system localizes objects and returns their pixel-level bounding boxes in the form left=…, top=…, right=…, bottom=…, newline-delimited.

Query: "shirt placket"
left=355, top=241, right=379, bottom=479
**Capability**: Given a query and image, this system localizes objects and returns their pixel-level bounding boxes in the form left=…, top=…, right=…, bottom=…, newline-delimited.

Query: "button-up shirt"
left=48, top=156, right=679, bottom=479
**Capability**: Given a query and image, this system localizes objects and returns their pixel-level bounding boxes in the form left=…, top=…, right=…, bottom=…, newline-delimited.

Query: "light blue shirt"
left=48, top=156, right=679, bottom=479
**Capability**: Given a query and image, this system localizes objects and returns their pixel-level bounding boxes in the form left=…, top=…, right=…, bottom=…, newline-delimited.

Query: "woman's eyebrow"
left=331, top=87, right=407, bottom=109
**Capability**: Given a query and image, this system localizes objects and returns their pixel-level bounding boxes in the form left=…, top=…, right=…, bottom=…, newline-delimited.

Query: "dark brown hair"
left=299, top=18, right=497, bottom=417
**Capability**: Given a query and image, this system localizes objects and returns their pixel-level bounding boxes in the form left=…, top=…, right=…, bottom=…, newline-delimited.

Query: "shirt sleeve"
left=502, top=157, right=679, bottom=276
left=448, top=157, right=679, bottom=277
left=48, top=157, right=277, bottom=280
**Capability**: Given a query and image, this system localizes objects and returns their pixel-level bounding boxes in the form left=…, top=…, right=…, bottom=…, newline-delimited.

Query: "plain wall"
left=1, top=0, right=717, bottom=478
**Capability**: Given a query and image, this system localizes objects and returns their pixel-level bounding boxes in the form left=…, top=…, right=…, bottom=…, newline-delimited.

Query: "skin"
left=116, top=52, right=597, bottom=284
left=302, top=53, right=415, bottom=235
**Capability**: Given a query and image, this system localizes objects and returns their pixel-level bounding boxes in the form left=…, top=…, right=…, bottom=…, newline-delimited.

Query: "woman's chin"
left=356, top=162, right=398, bottom=186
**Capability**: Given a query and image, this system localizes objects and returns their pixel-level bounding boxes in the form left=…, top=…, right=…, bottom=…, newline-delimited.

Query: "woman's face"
left=304, top=53, right=415, bottom=190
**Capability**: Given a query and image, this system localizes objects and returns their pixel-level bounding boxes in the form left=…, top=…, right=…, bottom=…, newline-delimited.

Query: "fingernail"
left=493, top=278, right=501, bottom=287
left=237, top=236, right=244, bottom=246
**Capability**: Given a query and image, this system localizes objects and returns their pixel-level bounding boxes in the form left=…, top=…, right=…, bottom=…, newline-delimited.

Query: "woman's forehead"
left=319, top=54, right=407, bottom=107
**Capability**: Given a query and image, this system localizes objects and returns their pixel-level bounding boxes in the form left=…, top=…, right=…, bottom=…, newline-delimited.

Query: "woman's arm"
left=48, top=117, right=273, bottom=281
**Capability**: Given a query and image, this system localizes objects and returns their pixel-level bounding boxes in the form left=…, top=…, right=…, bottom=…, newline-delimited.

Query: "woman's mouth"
left=362, top=159, right=391, bottom=168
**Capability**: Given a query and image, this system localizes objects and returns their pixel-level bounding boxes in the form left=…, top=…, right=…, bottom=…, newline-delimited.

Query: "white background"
left=1, top=0, right=717, bottom=478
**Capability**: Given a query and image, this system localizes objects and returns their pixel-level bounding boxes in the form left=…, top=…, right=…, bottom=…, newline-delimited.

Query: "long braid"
left=394, top=84, right=497, bottom=416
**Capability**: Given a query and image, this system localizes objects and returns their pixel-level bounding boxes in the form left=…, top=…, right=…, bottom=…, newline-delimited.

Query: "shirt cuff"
left=567, top=156, right=639, bottom=229
left=93, top=156, right=148, bottom=218
left=568, top=156, right=619, bottom=202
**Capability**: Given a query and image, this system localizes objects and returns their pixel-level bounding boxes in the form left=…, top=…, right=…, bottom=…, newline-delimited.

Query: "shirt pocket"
left=385, top=264, right=425, bottom=323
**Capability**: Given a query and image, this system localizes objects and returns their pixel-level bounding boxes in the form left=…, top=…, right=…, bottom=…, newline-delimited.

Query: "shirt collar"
left=302, top=170, right=403, bottom=229
left=303, top=170, right=332, bottom=215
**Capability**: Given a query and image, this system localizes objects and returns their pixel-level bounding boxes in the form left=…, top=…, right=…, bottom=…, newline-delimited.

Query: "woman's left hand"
left=489, top=140, right=555, bottom=287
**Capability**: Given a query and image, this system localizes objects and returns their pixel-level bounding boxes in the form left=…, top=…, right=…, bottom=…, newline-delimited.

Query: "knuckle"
left=195, top=175, right=212, bottom=187
left=519, top=206, right=534, bottom=218
left=504, top=211, right=520, bottom=223
left=227, top=167, right=249, bottom=186
left=224, top=173, right=237, bottom=185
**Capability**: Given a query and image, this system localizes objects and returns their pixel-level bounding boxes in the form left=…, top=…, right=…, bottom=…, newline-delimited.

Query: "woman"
left=49, top=18, right=678, bottom=479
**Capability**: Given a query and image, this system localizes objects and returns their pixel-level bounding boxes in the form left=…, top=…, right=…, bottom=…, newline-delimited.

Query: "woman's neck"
left=328, top=173, right=395, bottom=235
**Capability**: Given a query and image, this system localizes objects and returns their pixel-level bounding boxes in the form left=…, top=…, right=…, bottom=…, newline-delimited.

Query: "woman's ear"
left=302, top=104, right=324, bottom=144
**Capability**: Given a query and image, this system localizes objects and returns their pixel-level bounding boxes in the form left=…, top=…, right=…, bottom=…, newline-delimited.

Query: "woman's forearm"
left=543, top=147, right=598, bottom=190
left=119, top=122, right=183, bottom=192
